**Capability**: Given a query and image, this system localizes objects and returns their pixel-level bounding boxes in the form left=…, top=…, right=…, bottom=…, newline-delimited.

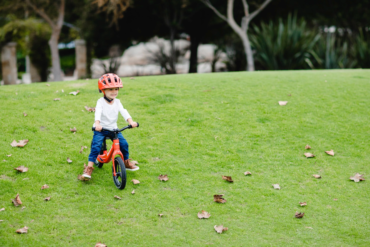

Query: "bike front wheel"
left=112, top=157, right=127, bottom=190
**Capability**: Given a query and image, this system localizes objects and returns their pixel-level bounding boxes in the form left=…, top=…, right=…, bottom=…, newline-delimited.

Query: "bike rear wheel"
left=112, top=157, right=127, bottom=190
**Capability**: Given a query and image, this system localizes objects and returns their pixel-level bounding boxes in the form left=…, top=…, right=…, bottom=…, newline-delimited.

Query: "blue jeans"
left=88, top=130, right=129, bottom=162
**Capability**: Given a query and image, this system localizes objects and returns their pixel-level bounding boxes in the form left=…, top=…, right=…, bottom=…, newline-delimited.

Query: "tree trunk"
left=188, top=34, right=200, bottom=73
left=48, top=31, right=63, bottom=81
left=168, top=28, right=177, bottom=74
left=241, top=32, right=255, bottom=71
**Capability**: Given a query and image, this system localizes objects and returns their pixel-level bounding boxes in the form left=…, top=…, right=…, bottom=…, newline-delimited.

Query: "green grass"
left=1, top=70, right=370, bottom=246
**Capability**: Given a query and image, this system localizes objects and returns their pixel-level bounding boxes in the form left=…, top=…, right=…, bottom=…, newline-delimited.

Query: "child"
left=82, top=73, right=139, bottom=179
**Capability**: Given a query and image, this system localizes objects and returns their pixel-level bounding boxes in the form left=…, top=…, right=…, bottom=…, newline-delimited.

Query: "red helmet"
left=98, top=73, right=123, bottom=93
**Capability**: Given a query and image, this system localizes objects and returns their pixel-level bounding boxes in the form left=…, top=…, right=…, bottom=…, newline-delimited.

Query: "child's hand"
left=95, top=123, right=103, bottom=131
left=130, top=122, right=138, bottom=128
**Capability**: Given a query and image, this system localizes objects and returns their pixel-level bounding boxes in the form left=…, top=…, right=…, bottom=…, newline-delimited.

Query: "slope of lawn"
left=0, top=70, right=370, bottom=246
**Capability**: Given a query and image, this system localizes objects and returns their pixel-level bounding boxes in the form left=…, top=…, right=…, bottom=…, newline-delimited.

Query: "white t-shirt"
left=93, top=97, right=132, bottom=129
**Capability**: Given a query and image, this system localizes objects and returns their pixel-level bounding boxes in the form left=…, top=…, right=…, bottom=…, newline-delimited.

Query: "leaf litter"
left=299, top=202, right=307, bottom=207
left=313, top=174, right=321, bottom=179
left=213, top=194, right=226, bottom=203
left=114, top=195, right=121, bottom=200
left=12, top=194, right=22, bottom=207
left=244, top=171, right=252, bottom=175
left=350, top=173, right=365, bottom=182
left=10, top=140, right=29, bottom=147
left=14, top=166, right=28, bottom=173
left=67, top=157, right=72, bottom=163
left=304, top=153, right=315, bottom=158
left=325, top=150, right=335, bottom=156
left=222, top=175, right=233, bottom=182
left=44, top=197, right=51, bottom=201
left=132, top=179, right=140, bottom=184
left=295, top=212, right=305, bottom=218
left=278, top=101, right=288, bottom=106
left=69, top=90, right=80, bottom=96
left=16, top=226, right=28, bottom=234
left=85, top=106, right=96, bottom=112
left=41, top=184, right=49, bottom=190
left=70, top=127, right=77, bottom=132
left=272, top=184, right=280, bottom=190
left=197, top=210, right=211, bottom=219
left=214, top=225, right=228, bottom=234
left=79, top=146, right=88, bottom=153
left=95, top=243, right=107, bottom=247
left=158, top=174, right=169, bottom=181
left=305, top=145, right=311, bottom=149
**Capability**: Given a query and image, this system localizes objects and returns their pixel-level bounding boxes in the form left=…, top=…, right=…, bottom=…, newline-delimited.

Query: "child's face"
left=104, top=88, right=119, bottom=99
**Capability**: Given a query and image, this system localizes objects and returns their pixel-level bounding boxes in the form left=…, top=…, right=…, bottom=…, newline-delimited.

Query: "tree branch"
left=200, top=0, right=228, bottom=23
left=25, top=0, right=55, bottom=28
left=56, top=0, right=65, bottom=29
left=241, top=0, right=249, bottom=17
left=227, top=0, right=244, bottom=37
left=248, top=0, right=272, bottom=21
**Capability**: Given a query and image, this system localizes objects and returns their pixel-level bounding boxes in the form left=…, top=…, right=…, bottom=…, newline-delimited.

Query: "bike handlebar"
left=92, top=122, right=139, bottom=132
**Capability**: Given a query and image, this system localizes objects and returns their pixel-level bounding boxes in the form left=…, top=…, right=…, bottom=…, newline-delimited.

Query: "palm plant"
left=249, top=14, right=320, bottom=70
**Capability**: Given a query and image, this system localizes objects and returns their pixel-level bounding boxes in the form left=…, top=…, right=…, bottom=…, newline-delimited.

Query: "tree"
left=201, top=0, right=272, bottom=71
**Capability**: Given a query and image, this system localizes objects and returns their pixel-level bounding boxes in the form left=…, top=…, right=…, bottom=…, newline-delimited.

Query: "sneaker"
left=124, top=159, right=140, bottom=171
left=82, top=164, right=94, bottom=178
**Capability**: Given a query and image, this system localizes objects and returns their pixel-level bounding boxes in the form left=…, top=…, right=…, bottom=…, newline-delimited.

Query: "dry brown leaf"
left=6, top=154, right=12, bottom=157
left=132, top=179, right=140, bottom=184
left=213, top=194, right=226, bottom=203
left=70, top=127, right=77, bottom=132
left=23, top=112, right=27, bottom=117
left=131, top=190, right=135, bottom=195
left=197, top=210, right=211, bottom=219
left=114, top=195, right=121, bottom=200
left=78, top=174, right=89, bottom=181
left=10, top=140, right=29, bottom=147
left=69, top=90, right=80, bottom=96
left=46, top=83, right=50, bottom=86
left=84, top=106, right=96, bottom=112
left=313, top=174, right=321, bottom=179
left=67, top=157, right=72, bottom=163
left=153, top=157, right=160, bottom=161
left=95, top=243, right=107, bottom=247
left=44, top=197, right=51, bottom=201
left=278, top=101, right=288, bottom=106
left=295, top=212, right=305, bottom=218
left=0, top=208, right=4, bottom=212
left=158, top=174, right=169, bottom=181
left=325, top=150, right=335, bottom=156
left=79, top=146, right=87, bottom=153
left=158, top=214, right=164, bottom=217
left=12, top=194, right=22, bottom=207
left=14, top=166, right=28, bottom=173
left=0, top=220, right=3, bottom=222
left=299, top=202, right=307, bottom=207
left=222, top=175, right=233, bottom=182
left=305, top=145, right=311, bottom=150
left=304, top=153, right=315, bottom=158
left=350, top=173, right=365, bottom=182
left=244, top=171, right=252, bottom=175
left=305, top=226, right=313, bottom=229
left=16, top=226, right=28, bottom=234
left=41, top=184, right=49, bottom=190
left=272, top=184, right=280, bottom=190
left=214, top=225, right=228, bottom=234
left=54, top=98, right=60, bottom=101
left=21, top=206, right=26, bottom=210
left=333, top=198, right=338, bottom=201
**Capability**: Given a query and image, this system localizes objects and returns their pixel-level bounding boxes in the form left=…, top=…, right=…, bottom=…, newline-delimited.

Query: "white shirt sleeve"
left=117, top=100, right=132, bottom=122
left=95, top=99, right=103, bottom=121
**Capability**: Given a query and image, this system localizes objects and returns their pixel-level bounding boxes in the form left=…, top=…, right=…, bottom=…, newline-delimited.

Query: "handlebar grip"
left=137, top=122, right=139, bottom=128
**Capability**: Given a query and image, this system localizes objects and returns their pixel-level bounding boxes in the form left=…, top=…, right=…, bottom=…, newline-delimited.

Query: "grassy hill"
left=1, top=70, right=370, bottom=246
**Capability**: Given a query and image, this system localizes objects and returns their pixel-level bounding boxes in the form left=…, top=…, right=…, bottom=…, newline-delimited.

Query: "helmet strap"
left=104, top=95, right=114, bottom=103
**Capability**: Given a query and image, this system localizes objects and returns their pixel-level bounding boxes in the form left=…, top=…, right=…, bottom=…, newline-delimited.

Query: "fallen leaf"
left=153, top=157, right=160, bottom=161
left=95, top=243, right=107, bottom=247
left=2, top=160, right=6, bottom=162
left=278, top=101, right=288, bottom=106
left=197, top=210, right=211, bottom=219
left=44, top=197, right=51, bottom=201
left=325, top=150, right=335, bottom=156
left=10, top=140, right=29, bottom=147
left=299, top=202, right=307, bottom=207
left=12, top=194, right=22, bottom=207
left=14, top=166, right=28, bottom=173
left=222, top=175, right=233, bottom=182
left=6, top=154, right=11, bottom=157
left=350, top=173, right=365, bottom=182
left=288, top=94, right=292, bottom=96
left=0, top=220, right=3, bottom=222
left=213, top=194, right=226, bottom=203
left=78, top=174, right=89, bottom=181
left=46, top=84, right=50, bottom=86
left=84, top=106, right=96, bottom=112
left=272, top=184, right=280, bottom=190
left=16, top=92, right=18, bottom=95
left=0, top=208, right=4, bottom=212
left=70, top=127, right=77, bottom=132
left=333, top=198, right=338, bottom=201
left=23, top=112, right=27, bottom=117
left=21, top=206, right=26, bottom=210
left=61, top=89, right=64, bottom=93
left=69, top=90, right=80, bottom=96
left=305, top=145, right=311, bottom=150
left=158, top=174, right=169, bottom=181
left=305, top=227, right=313, bottom=229
left=22, top=178, right=29, bottom=180
left=114, top=195, right=121, bottom=200
left=67, top=157, right=72, bottom=163
left=16, top=226, right=28, bottom=234
left=132, top=179, right=140, bottom=184
left=313, top=174, right=321, bottom=179
left=158, top=214, right=163, bottom=217
left=54, top=98, right=60, bottom=101
left=295, top=212, right=304, bottom=218
left=131, top=190, right=135, bottom=195
left=79, top=146, right=87, bottom=153
left=214, top=225, right=228, bottom=234
left=41, top=184, right=49, bottom=190
left=304, top=153, right=315, bottom=158
left=244, top=171, right=252, bottom=175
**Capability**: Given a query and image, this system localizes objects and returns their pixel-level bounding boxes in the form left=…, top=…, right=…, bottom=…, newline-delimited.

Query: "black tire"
left=112, top=157, right=127, bottom=190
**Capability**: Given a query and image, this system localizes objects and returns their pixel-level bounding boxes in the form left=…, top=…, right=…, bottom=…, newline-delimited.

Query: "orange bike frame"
left=97, top=139, right=124, bottom=177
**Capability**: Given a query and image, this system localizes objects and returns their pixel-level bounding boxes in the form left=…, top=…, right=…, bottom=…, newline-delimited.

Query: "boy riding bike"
left=82, top=73, right=139, bottom=179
